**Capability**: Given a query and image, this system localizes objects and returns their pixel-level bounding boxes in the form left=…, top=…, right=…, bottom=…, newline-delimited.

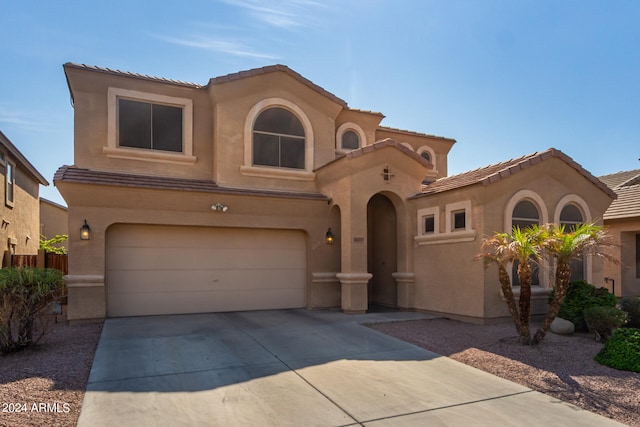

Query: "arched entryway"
left=367, top=193, right=397, bottom=309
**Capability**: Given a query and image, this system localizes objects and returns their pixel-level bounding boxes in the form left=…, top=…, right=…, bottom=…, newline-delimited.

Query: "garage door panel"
left=108, top=247, right=305, bottom=271
left=106, top=225, right=307, bottom=317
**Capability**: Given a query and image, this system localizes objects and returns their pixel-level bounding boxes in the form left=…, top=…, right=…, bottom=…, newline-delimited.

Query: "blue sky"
left=1, top=0, right=639, bottom=206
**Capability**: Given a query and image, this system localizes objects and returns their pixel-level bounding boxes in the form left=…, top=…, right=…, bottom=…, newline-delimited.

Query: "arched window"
left=512, top=200, right=540, bottom=229
left=560, top=204, right=585, bottom=282
left=420, top=151, right=431, bottom=162
left=342, top=130, right=360, bottom=150
left=253, top=107, right=305, bottom=169
left=512, top=200, right=541, bottom=286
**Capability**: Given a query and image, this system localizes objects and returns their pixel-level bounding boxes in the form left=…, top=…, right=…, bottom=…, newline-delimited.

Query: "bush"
left=583, top=306, right=627, bottom=342
left=595, top=328, right=640, bottom=373
left=552, top=281, right=617, bottom=331
left=0, top=267, right=64, bottom=354
left=619, top=297, right=640, bottom=328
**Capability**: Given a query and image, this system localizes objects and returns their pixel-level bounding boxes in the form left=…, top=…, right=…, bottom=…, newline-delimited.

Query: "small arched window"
left=420, top=151, right=431, bottom=162
left=253, top=107, right=305, bottom=169
left=341, top=130, right=360, bottom=150
left=512, top=200, right=540, bottom=229
left=512, top=200, right=541, bottom=286
left=560, top=205, right=583, bottom=231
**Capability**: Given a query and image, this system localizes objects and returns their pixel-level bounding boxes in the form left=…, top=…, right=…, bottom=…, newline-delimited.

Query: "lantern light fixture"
left=325, top=228, right=335, bottom=245
left=80, top=219, right=91, bottom=240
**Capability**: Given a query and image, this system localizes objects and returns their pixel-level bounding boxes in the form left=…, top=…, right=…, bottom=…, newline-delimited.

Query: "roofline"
left=63, top=63, right=204, bottom=89
left=410, top=147, right=616, bottom=199
left=54, top=166, right=329, bottom=201
left=208, top=64, right=348, bottom=108
left=40, top=197, right=68, bottom=210
left=377, top=125, right=456, bottom=143
left=0, top=130, right=49, bottom=185
left=315, top=138, right=433, bottom=172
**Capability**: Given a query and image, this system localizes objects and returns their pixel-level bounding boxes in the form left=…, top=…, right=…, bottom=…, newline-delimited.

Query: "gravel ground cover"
left=1, top=314, right=638, bottom=426
left=0, top=314, right=102, bottom=427
left=372, top=318, right=640, bottom=427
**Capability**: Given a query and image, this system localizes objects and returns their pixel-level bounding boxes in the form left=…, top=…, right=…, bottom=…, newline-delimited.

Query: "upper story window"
left=336, top=122, right=366, bottom=154
left=341, top=130, right=359, bottom=150
left=416, top=145, right=436, bottom=168
left=106, top=88, right=195, bottom=164
left=559, top=204, right=583, bottom=231
left=5, top=160, right=15, bottom=207
left=512, top=200, right=540, bottom=229
left=118, top=99, right=183, bottom=153
left=253, top=107, right=305, bottom=169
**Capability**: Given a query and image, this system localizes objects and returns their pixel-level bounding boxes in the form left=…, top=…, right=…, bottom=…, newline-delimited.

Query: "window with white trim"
left=416, top=145, right=436, bottom=168
left=445, top=201, right=472, bottom=233
left=560, top=204, right=585, bottom=282
left=5, top=159, right=15, bottom=207
left=416, top=207, right=439, bottom=237
left=253, top=107, right=305, bottom=169
left=106, top=88, right=195, bottom=164
left=512, top=199, right=541, bottom=287
left=336, top=122, right=366, bottom=153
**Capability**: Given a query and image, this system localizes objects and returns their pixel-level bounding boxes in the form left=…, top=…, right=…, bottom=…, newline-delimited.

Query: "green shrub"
left=595, top=328, right=640, bottom=373
left=583, top=306, right=627, bottom=342
left=619, top=297, right=640, bottom=329
left=552, top=281, right=617, bottom=331
left=0, top=267, right=64, bottom=354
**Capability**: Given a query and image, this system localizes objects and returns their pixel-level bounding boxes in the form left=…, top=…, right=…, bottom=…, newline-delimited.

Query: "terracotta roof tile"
left=411, top=148, right=615, bottom=199
left=208, top=64, right=347, bottom=107
left=599, top=169, right=640, bottom=220
left=63, top=63, right=204, bottom=88
left=54, top=166, right=328, bottom=201
left=376, top=126, right=456, bottom=143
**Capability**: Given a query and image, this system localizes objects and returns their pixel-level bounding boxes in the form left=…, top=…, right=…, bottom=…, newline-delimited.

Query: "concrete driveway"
left=78, top=309, right=623, bottom=426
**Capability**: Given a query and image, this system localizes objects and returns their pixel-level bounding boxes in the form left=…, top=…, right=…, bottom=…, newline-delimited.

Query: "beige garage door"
left=106, top=224, right=306, bottom=317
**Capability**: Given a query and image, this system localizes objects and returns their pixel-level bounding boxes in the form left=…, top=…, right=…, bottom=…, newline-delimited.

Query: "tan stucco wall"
left=1, top=161, right=41, bottom=264
left=603, top=218, right=640, bottom=297
left=57, top=180, right=339, bottom=320
left=409, top=157, right=614, bottom=322
left=66, top=67, right=214, bottom=181
left=40, top=198, right=69, bottom=239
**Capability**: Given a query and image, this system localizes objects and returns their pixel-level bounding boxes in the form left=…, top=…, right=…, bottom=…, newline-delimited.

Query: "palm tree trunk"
left=517, top=262, right=532, bottom=345
left=532, top=261, right=572, bottom=344
left=498, top=264, right=522, bottom=336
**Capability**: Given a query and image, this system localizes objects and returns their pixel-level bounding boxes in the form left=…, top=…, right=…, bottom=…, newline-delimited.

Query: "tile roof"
left=53, top=166, right=329, bottom=201
left=315, top=138, right=434, bottom=171
left=411, top=148, right=616, bottom=199
left=63, top=63, right=204, bottom=88
left=377, top=126, right=456, bottom=143
left=0, top=130, right=49, bottom=185
left=208, top=64, right=348, bottom=107
left=599, top=169, right=640, bottom=220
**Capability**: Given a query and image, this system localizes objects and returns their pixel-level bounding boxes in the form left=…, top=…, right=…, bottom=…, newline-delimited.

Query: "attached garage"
left=105, top=224, right=307, bottom=317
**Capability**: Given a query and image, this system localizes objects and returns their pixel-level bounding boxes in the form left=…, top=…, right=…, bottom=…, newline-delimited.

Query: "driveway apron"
left=78, top=309, right=624, bottom=426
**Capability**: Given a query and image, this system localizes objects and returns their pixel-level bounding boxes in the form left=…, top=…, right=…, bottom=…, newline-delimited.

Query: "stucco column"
left=392, top=272, right=415, bottom=310
left=337, top=272, right=372, bottom=314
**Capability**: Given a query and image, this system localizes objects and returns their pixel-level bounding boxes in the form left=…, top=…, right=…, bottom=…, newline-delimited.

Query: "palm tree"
left=478, top=226, right=543, bottom=345
left=532, top=223, right=615, bottom=344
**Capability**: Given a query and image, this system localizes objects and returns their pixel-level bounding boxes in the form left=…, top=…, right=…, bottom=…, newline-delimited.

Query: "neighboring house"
left=1, top=130, right=49, bottom=267
left=600, top=169, right=640, bottom=297
left=40, top=197, right=69, bottom=240
left=56, top=63, right=615, bottom=322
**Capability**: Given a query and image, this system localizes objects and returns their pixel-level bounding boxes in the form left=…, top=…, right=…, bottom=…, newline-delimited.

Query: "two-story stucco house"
left=1, top=130, right=49, bottom=266
left=56, top=63, right=615, bottom=322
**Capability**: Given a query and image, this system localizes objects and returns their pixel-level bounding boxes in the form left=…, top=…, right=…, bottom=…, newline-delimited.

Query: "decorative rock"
left=550, top=317, right=575, bottom=335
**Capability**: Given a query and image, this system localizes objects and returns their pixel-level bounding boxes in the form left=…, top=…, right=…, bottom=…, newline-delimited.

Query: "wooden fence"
left=10, top=251, right=68, bottom=274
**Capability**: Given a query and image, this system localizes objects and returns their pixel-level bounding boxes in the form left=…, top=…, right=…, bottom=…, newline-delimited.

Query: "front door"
left=367, top=194, right=397, bottom=308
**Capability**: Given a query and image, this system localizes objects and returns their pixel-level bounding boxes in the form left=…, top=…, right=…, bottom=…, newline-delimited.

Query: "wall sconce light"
left=211, top=203, right=228, bottom=212
left=325, top=228, right=335, bottom=245
left=80, top=219, right=91, bottom=240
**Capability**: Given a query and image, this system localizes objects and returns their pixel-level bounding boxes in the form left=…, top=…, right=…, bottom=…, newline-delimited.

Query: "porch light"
left=80, top=220, right=91, bottom=240
left=211, top=203, right=228, bottom=212
left=325, top=228, right=335, bottom=245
